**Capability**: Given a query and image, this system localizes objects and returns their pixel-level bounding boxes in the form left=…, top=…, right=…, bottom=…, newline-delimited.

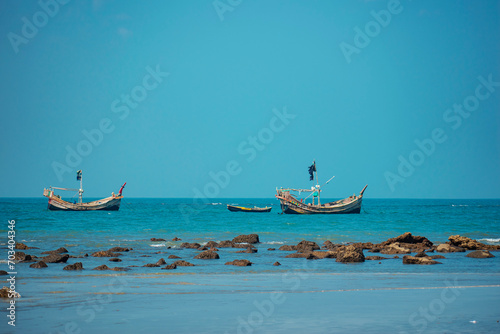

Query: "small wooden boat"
left=227, top=205, right=272, bottom=213
left=43, top=170, right=126, bottom=211
left=275, top=161, right=367, bottom=214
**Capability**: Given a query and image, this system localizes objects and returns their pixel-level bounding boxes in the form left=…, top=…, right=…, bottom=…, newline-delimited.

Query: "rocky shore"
left=2, top=232, right=498, bottom=279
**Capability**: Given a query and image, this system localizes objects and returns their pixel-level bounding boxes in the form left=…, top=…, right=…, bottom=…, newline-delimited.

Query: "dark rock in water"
left=93, top=264, right=111, bottom=270
left=16, top=252, right=36, bottom=263
left=365, top=256, right=389, bottom=261
left=172, top=237, right=182, bottom=241
left=210, top=247, right=219, bottom=252
left=16, top=242, right=37, bottom=250
left=267, top=248, right=276, bottom=251
left=0, top=270, right=8, bottom=275
left=172, top=260, right=195, bottom=267
left=0, top=287, right=20, bottom=298
left=466, top=250, right=495, bottom=258
left=436, top=244, right=465, bottom=253
left=109, top=258, right=122, bottom=262
left=402, top=255, right=441, bottom=265
left=370, top=248, right=381, bottom=253
left=162, top=264, right=177, bottom=270
left=279, top=245, right=297, bottom=251
left=296, top=240, right=320, bottom=253
left=225, top=259, right=252, bottom=266
left=233, top=243, right=256, bottom=249
left=375, top=232, right=433, bottom=254
left=393, top=256, right=399, bottom=259
left=236, top=248, right=257, bottom=254
left=430, top=255, right=446, bottom=259
left=285, top=252, right=320, bottom=259
left=151, top=238, right=166, bottom=242
left=351, top=242, right=374, bottom=250
left=415, top=251, right=428, bottom=258
left=336, top=245, right=365, bottom=263
left=218, top=240, right=235, bottom=248
left=41, top=247, right=68, bottom=255
left=448, top=235, right=500, bottom=250
left=323, top=240, right=335, bottom=250
left=111, top=267, right=129, bottom=271
left=64, top=262, right=83, bottom=270
left=180, top=242, right=201, bottom=249
left=42, top=254, right=69, bottom=263
left=379, top=232, right=433, bottom=247
left=205, top=241, right=219, bottom=248
left=92, top=250, right=122, bottom=257
left=108, top=247, right=131, bottom=252
left=194, top=250, right=220, bottom=259
left=232, top=234, right=260, bottom=244
left=311, top=251, right=336, bottom=259
left=198, top=246, right=208, bottom=251
left=168, top=255, right=181, bottom=259
left=143, top=263, right=160, bottom=267
left=273, top=262, right=281, bottom=266
left=156, top=258, right=167, bottom=265
left=29, top=261, right=48, bottom=269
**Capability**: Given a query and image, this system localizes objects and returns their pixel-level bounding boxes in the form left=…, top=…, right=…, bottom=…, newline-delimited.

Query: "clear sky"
left=1, top=0, right=499, bottom=199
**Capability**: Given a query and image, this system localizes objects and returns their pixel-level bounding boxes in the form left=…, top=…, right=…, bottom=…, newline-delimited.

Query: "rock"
left=336, top=245, right=365, bottom=263
left=15, top=242, right=36, bottom=250
left=14, top=252, right=36, bottom=263
left=267, top=248, right=276, bottom=251
left=233, top=243, right=255, bottom=249
left=232, top=234, right=260, bottom=244
left=273, top=262, right=281, bottom=266
left=279, top=245, right=297, bottom=251
left=403, top=255, right=441, bottom=265
left=323, top=240, right=335, bottom=250
left=162, top=264, right=177, bottom=270
left=379, top=232, right=433, bottom=247
left=285, top=253, right=309, bottom=258
left=168, top=255, right=181, bottom=259
left=380, top=243, right=411, bottom=255
left=466, top=250, right=495, bottom=258
left=351, top=242, right=374, bottom=250
left=0, top=270, right=8, bottom=275
left=109, top=258, right=122, bottom=262
left=236, top=248, right=257, bottom=254
left=370, top=248, right=381, bottom=253
left=112, top=267, right=129, bottom=271
left=108, top=247, right=131, bottom=252
left=93, top=264, right=111, bottom=270
left=92, top=250, right=122, bottom=257
left=448, top=235, right=500, bottom=250
left=194, top=250, right=220, bottom=259
left=296, top=240, right=320, bottom=253
left=41, top=247, right=68, bottom=255
left=205, top=241, right=219, bottom=248
left=172, top=260, right=195, bottom=267
left=0, top=287, right=20, bottom=299
left=151, top=238, right=166, bottom=242
left=415, top=251, right=428, bottom=258
left=143, top=263, right=160, bottom=267
left=42, top=254, right=69, bottom=263
left=172, top=237, right=182, bottom=241
left=210, top=247, right=219, bottom=252
left=436, top=244, right=465, bottom=253
left=311, top=251, right=336, bottom=259
left=29, top=261, right=48, bottom=268
left=218, top=240, right=235, bottom=248
left=430, top=255, right=446, bottom=259
left=197, top=246, right=208, bottom=251
left=180, top=242, right=201, bottom=249
left=225, top=259, right=252, bottom=266
left=365, top=256, right=389, bottom=260
left=156, top=258, right=167, bottom=265
left=63, top=262, right=83, bottom=270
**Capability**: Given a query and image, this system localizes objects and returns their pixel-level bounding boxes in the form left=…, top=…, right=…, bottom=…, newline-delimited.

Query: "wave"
left=478, top=238, right=500, bottom=244
left=149, top=243, right=166, bottom=248
left=265, top=241, right=285, bottom=245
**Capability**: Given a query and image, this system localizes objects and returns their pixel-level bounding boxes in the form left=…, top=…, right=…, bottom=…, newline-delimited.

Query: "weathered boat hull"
left=47, top=196, right=122, bottom=211
left=227, top=205, right=272, bottom=213
left=276, top=185, right=367, bottom=214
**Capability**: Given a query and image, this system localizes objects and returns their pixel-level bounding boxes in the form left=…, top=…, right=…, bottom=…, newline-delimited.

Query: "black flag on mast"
left=308, top=162, right=316, bottom=181
left=76, top=170, right=82, bottom=181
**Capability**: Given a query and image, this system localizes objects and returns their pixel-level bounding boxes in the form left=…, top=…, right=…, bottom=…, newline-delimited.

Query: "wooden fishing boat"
left=227, top=205, right=272, bottom=213
left=275, top=162, right=367, bottom=214
left=43, top=170, right=126, bottom=211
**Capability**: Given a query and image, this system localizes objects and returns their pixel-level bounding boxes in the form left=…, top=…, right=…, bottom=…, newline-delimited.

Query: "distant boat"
left=227, top=205, right=272, bottom=213
left=275, top=161, right=367, bottom=214
left=43, top=170, right=126, bottom=211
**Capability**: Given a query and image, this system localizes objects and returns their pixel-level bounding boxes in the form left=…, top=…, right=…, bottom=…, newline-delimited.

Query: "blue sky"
left=1, top=0, right=499, bottom=199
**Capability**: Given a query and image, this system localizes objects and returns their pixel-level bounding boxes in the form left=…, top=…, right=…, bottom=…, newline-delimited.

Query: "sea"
left=1, top=198, right=499, bottom=333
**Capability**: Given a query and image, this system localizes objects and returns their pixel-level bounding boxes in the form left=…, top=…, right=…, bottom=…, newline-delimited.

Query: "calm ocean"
left=1, top=198, right=499, bottom=333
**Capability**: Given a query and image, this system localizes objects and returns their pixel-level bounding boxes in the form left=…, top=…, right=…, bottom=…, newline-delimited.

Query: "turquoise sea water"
left=1, top=198, right=500, bottom=333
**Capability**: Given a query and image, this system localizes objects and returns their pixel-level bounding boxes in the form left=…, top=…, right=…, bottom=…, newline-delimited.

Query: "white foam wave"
left=265, top=241, right=284, bottom=245
left=478, top=238, right=500, bottom=244
left=150, top=243, right=166, bottom=248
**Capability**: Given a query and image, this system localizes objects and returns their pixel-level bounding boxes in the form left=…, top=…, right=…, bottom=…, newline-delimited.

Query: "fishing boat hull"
left=227, top=205, right=272, bottom=213
left=276, top=185, right=367, bottom=214
left=46, top=195, right=122, bottom=211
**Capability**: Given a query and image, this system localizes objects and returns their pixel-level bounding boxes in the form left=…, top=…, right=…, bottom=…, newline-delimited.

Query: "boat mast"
left=315, top=161, right=320, bottom=205
left=77, top=170, right=83, bottom=204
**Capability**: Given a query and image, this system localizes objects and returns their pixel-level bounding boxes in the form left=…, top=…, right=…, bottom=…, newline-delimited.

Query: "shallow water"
left=1, top=198, right=499, bottom=333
